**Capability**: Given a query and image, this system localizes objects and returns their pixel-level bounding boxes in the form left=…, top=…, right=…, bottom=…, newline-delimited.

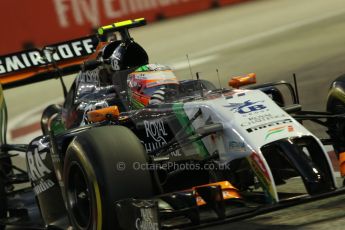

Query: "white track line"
left=170, top=54, right=218, bottom=70
left=8, top=97, right=63, bottom=133
left=189, top=8, right=345, bottom=58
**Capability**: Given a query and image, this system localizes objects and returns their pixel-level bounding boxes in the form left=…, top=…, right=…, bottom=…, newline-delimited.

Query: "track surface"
left=3, top=0, right=345, bottom=229
left=203, top=195, right=345, bottom=230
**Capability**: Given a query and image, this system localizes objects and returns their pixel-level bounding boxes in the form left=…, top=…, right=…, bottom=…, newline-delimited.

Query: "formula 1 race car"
left=1, top=18, right=345, bottom=230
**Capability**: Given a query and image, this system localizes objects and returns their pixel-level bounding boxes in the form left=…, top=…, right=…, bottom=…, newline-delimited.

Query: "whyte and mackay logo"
left=224, top=100, right=267, bottom=114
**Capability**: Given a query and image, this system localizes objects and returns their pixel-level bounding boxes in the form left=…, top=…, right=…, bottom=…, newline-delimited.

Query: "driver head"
left=127, top=64, right=179, bottom=109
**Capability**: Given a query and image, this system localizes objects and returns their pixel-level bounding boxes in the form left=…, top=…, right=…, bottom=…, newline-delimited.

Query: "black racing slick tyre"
left=63, top=126, right=154, bottom=230
left=0, top=175, right=6, bottom=230
left=327, top=98, right=345, bottom=154
left=41, top=104, right=62, bottom=135
left=327, top=76, right=345, bottom=156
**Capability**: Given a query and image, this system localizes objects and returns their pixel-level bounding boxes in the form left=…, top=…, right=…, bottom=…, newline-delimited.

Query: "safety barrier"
left=0, top=0, right=250, bottom=54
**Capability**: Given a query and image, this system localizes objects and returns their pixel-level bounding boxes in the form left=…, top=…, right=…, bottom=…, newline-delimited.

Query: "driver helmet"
left=127, top=64, right=179, bottom=109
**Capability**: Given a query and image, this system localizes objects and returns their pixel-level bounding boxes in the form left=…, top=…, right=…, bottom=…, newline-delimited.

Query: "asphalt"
left=3, top=0, right=345, bottom=229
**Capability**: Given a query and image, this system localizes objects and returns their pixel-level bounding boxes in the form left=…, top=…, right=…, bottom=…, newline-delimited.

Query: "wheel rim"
left=67, top=162, right=92, bottom=230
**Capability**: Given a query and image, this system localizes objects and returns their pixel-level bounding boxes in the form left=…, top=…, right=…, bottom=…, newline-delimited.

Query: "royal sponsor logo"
left=143, top=119, right=181, bottom=156
left=144, top=119, right=168, bottom=143
left=0, top=37, right=95, bottom=74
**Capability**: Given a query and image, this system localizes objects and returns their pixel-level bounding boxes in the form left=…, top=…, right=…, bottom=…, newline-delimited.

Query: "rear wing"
left=0, top=18, right=146, bottom=90
left=0, top=36, right=100, bottom=89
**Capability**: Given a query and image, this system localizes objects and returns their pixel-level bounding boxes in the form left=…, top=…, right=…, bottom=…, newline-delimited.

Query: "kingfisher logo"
left=225, top=100, right=267, bottom=114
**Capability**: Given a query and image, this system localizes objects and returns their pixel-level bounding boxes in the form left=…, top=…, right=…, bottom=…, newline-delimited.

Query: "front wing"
left=114, top=185, right=345, bottom=229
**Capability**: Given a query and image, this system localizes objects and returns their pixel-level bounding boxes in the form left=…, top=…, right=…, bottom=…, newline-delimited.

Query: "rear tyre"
left=41, top=104, right=62, bottom=135
left=64, top=126, right=154, bottom=230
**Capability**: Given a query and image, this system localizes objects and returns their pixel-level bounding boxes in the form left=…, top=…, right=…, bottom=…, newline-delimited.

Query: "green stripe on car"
left=172, top=103, right=209, bottom=158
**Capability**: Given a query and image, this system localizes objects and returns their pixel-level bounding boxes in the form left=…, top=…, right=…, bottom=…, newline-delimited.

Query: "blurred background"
left=1, top=0, right=345, bottom=144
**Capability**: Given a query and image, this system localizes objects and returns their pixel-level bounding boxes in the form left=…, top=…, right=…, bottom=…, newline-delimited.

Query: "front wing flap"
left=115, top=184, right=254, bottom=230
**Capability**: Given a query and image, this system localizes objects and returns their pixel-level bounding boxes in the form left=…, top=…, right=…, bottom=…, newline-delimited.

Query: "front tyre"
left=64, top=126, right=154, bottom=230
left=327, top=75, right=345, bottom=155
left=0, top=171, right=6, bottom=230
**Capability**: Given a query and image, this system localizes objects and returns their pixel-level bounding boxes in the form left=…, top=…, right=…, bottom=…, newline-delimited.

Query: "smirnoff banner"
left=0, top=36, right=98, bottom=75
left=0, top=0, right=248, bottom=55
